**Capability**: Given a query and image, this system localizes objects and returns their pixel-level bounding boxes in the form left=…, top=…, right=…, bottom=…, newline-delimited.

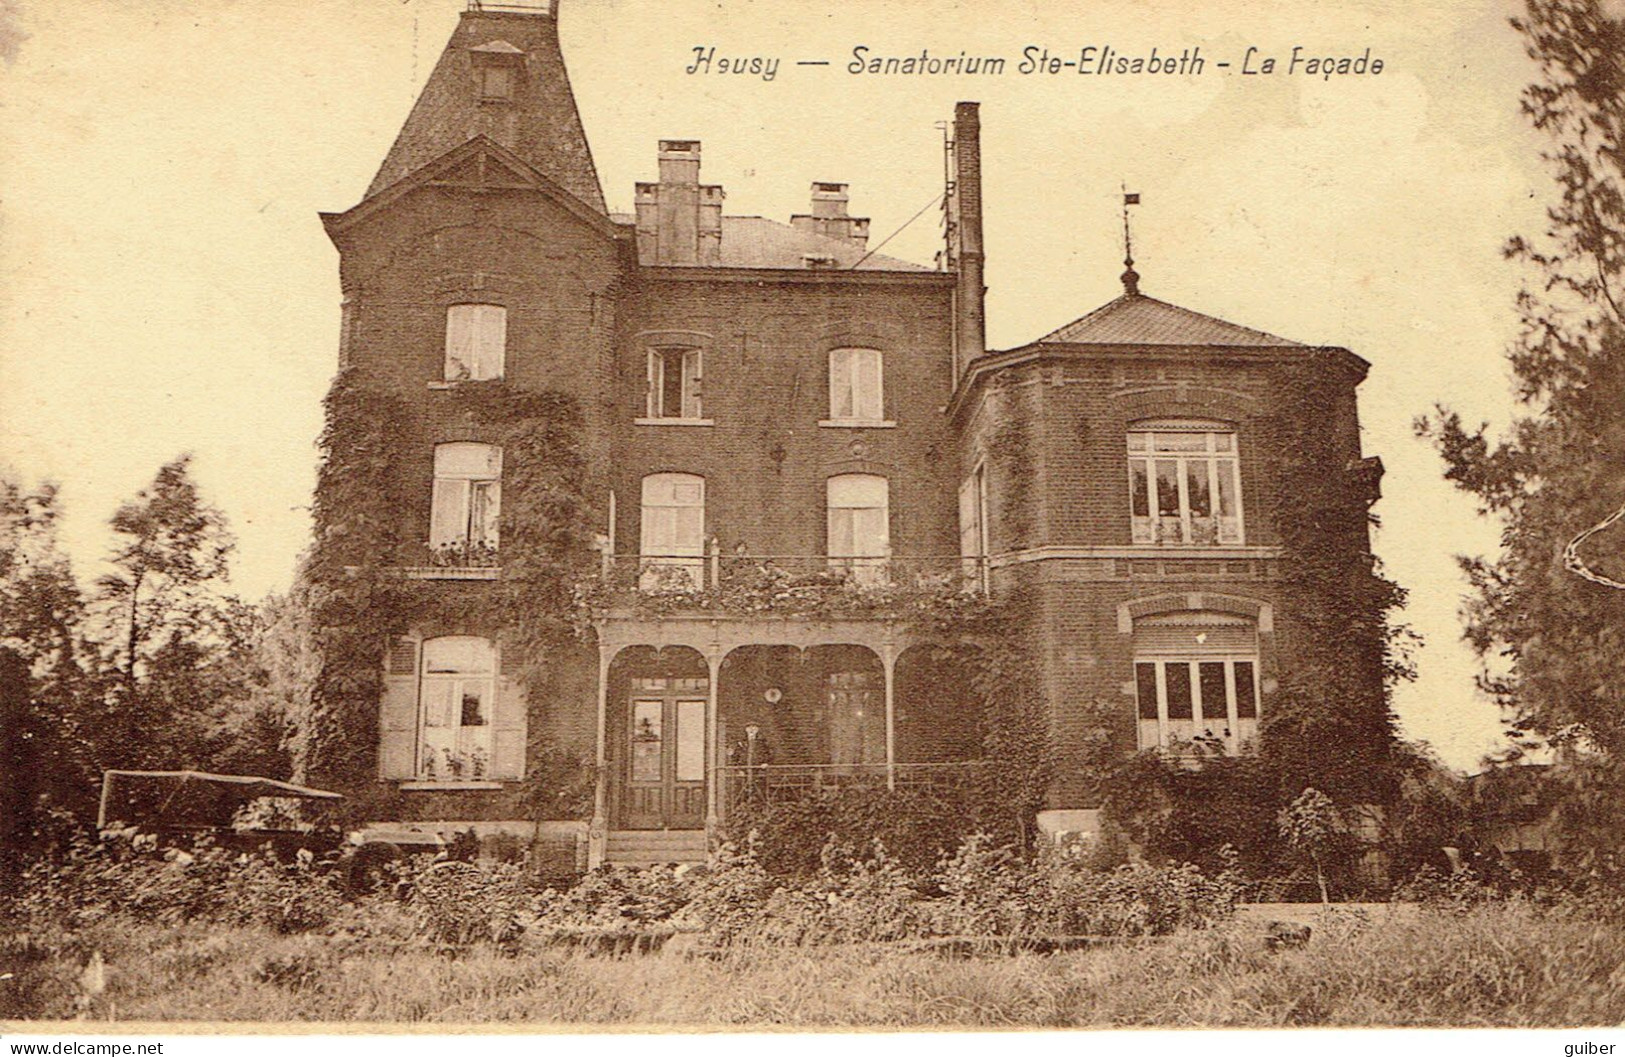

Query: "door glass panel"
left=631, top=700, right=662, bottom=783
left=675, top=700, right=705, bottom=781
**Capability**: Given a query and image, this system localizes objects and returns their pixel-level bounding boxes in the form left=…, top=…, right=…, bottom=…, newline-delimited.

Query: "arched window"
left=640, top=473, right=706, bottom=589
left=445, top=303, right=506, bottom=381
left=827, top=474, right=889, bottom=583
left=1132, top=613, right=1260, bottom=755
left=419, top=636, right=496, bottom=779
left=430, top=443, right=502, bottom=561
left=1127, top=419, right=1243, bottom=545
left=828, top=347, right=884, bottom=422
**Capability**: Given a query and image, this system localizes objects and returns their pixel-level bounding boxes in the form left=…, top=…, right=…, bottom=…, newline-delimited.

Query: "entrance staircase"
left=603, top=829, right=708, bottom=867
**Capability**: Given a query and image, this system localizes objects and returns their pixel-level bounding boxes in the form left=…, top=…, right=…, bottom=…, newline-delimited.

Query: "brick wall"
left=609, top=272, right=959, bottom=559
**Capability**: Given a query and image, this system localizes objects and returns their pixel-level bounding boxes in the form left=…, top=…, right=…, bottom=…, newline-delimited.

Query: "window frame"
left=444, top=303, right=507, bottom=382
left=645, top=346, right=705, bottom=421
left=639, top=472, right=707, bottom=590
left=1127, top=420, right=1244, bottom=546
left=1133, top=656, right=1261, bottom=755
left=430, top=443, right=502, bottom=560
left=826, top=347, right=887, bottom=425
left=827, top=473, right=890, bottom=583
left=417, top=636, right=497, bottom=780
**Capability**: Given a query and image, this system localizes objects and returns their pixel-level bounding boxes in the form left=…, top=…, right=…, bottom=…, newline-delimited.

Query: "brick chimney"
left=944, top=102, right=986, bottom=380
left=790, top=183, right=870, bottom=249
left=635, top=140, right=723, bottom=265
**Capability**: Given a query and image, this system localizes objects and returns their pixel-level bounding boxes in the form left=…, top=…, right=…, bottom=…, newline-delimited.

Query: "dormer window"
left=470, top=40, right=524, bottom=103
left=479, top=65, right=514, bottom=101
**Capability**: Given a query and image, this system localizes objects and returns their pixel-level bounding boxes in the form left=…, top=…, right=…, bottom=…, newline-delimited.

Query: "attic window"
left=479, top=65, right=515, bottom=101
left=471, top=40, right=524, bottom=102
left=803, top=254, right=838, bottom=270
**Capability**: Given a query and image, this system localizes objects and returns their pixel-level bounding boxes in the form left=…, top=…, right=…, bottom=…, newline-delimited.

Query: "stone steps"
left=604, top=829, right=707, bottom=866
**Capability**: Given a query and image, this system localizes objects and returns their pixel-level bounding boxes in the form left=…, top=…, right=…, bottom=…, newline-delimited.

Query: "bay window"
left=1128, top=421, right=1243, bottom=545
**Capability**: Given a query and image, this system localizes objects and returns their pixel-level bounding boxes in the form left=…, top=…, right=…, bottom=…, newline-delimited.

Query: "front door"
left=622, top=677, right=707, bottom=829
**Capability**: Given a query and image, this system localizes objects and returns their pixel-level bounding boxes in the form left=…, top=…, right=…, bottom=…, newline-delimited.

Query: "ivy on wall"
left=293, top=372, right=596, bottom=823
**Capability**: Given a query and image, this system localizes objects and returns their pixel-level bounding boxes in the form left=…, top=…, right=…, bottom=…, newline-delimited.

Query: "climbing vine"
left=294, top=372, right=596, bottom=823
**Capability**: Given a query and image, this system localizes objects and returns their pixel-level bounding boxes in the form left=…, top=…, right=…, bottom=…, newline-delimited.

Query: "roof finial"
left=1121, top=185, right=1141, bottom=296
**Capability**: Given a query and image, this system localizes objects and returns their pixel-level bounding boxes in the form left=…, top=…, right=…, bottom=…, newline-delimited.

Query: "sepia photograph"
left=2, top=0, right=1624, bottom=1038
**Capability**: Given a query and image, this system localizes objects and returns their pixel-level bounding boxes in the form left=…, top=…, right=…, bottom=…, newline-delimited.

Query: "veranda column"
left=588, top=638, right=613, bottom=869
left=705, top=643, right=723, bottom=844
left=882, top=640, right=897, bottom=791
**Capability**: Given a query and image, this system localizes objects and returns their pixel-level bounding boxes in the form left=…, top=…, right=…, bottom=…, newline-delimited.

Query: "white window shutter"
left=475, top=305, right=506, bottom=380
left=859, top=350, right=884, bottom=420
left=830, top=349, right=853, bottom=418
left=445, top=306, right=475, bottom=380
left=491, top=670, right=528, bottom=780
left=429, top=478, right=469, bottom=549
left=958, top=476, right=980, bottom=559
left=379, top=638, right=420, bottom=779
left=684, top=349, right=702, bottom=418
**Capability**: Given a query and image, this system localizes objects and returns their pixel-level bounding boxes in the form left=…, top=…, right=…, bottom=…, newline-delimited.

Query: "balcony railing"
left=399, top=541, right=501, bottom=580
left=716, top=761, right=989, bottom=818
left=587, top=547, right=987, bottom=616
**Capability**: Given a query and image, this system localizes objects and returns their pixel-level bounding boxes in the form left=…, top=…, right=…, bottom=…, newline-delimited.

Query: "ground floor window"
left=419, top=636, right=496, bottom=778
left=1134, top=657, right=1259, bottom=754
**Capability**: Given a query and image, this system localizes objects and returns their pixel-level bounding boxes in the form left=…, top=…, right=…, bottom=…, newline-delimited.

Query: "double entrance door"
left=621, top=677, right=707, bottom=829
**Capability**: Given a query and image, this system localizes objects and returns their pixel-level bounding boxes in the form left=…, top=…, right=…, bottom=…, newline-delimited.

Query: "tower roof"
left=1035, top=292, right=1304, bottom=348
left=364, top=6, right=606, bottom=213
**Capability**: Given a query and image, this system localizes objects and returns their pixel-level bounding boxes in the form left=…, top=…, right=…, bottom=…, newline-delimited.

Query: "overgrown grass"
left=6, top=901, right=1623, bottom=1026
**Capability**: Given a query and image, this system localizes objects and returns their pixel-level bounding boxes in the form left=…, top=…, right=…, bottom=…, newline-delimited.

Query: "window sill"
left=428, top=380, right=504, bottom=390
left=819, top=419, right=896, bottom=429
left=398, top=780, right=506, bottom=791
left=634, top=417, right=715, bottom=427
left=400, top=567, right=500, bottom=581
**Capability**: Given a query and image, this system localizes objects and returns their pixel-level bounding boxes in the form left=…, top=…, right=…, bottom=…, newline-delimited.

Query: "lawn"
left=6, top=900, right=1623, bottom=1027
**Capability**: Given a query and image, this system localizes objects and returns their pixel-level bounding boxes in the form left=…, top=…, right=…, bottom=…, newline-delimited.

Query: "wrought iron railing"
left=588, top=549, right=987, bottom=614
left=715, top=761, right=989, bottom=819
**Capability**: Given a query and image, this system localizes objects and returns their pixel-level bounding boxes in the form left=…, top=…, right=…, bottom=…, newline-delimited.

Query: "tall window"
left=827, top=474, right=889, bottom=583
left=1133, top=615, right=1260, bottom=754
left=419, top=637, right=496, bottom=779
left=647, top=347, right=703, bottom=419
left=430, top=443, right=502, bottom=560
left=445, top=304, right=506, bottom=381
left=958, top=465, right=988, bottom=591
left=640, top=473, right=706, bottom=589
left=1128, top=420, right=1243, bottom=545
left=828, top=347, right=884, bottom=422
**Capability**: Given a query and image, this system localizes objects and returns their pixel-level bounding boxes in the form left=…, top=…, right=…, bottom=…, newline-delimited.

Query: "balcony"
left=585, top=547, right=987, bottom=618
left=399, top=540, right=501, bottom=581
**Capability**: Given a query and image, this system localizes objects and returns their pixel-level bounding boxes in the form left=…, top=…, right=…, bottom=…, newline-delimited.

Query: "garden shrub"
left=411, top=859, right=529, bottom=948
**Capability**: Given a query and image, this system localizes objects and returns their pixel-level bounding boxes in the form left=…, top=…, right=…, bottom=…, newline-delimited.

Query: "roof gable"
left=1036, top=293, right=1304, bottom=348
left=323, top=135, right=623, bottom=242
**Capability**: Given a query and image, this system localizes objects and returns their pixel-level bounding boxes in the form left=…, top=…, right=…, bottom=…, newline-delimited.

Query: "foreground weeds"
left=4, top=900, right=1623, bottom=1026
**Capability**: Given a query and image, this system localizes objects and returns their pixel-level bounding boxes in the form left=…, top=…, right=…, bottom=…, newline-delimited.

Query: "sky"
left=0, top=0, right=1551, bottom=770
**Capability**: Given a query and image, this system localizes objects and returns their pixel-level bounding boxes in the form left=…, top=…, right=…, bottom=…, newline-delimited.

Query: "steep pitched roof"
left=1036, top=293, right=1304, bottom=348
left=365, top=9, right=605, bottom=213
left=607, top=213, right=930, bottom=271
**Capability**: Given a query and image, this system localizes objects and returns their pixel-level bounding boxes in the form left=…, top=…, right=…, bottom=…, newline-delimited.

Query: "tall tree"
left=1420, top=0, right=1625, bottom=855
left=91, top=455, right=233, bottom=692
left=84, top=455, right=248, bottom=771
